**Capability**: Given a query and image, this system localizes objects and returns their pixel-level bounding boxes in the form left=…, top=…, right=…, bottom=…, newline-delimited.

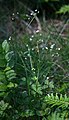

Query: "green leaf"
left=0, top=53, right=5, bottom=59
left=49, top=81, right=54, bottom=89
left=5, top=51, right=14, bottom=61
left=20, top=77, right=26, bottom=86
left=31, top=84, right=36, bottom=91
left=5, top=51, right=15, bottom=67
left=2, top=40, right=9, bottom=53
left=0, top=100, right=9, bottom=115
left=7, top=82, right=14, bottom=88
left=0, top=44, right=2, bottom=53
left=0, top=83, right=7, bottom=91
left=5, top=70, right=16, bottom=79
left=57, top=5, right=69, bottom=14
left=4, top=67, right=11, bottom=72
left=0, top=59, right=6, bottom=67
left=0, top=71, right=5, bottom=81
left=7, top=82, right=17, bottom=88
left=0, top=92, right=6, bottom=97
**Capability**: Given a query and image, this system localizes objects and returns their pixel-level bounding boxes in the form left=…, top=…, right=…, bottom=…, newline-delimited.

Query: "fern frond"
left=48, top=112, right=65, bottom=120
left=44, top=93, right=69, bottom=109
left=57, top=5, right=69, bottom=14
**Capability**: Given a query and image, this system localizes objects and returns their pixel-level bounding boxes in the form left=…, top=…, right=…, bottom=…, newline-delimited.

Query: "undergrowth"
left=0, top=29, right=69, bottom=119
left=0, top=0, right=69, bottom=120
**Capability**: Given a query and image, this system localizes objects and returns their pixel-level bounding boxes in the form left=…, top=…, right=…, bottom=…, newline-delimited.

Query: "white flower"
left=28, top=17, right=30, bottom=20
left=26, top=44, right=28, bottom=47
left=30, top=38, right=32, bottom=41
left=12, top=17, right=14, bottom=21
left=9, top=36, right=11, bottom=41
left=32, top=48, right=34, bottom=51
left=48, top=94, right=50, bottom=97
left=35, top=9, right=37, bottom=12
left=36, top=30, right=40, bottom=33
left=52, top=54, right=54, bottom=57
left=50, top=44, right=55, bottom=49
left=41, top=39, right=43, bottom=42
left=30, top=12, right=33, bottom=16
left=32, top=68, right=35, bottom=71
left=56, top=53, right=59, bottom=56
left=27, top=54, right=30, bottom=57
left=12, top=13, right=14, bottom=16
left=31, top=35, right=34, bottom=38
left=17, top=12, right=19, bottom=15
left=57, top=48, right=61, bottom=50
left=45, top=47, right=48, bottom=50
left=38, top=11, right=39, bottom=14
left=47, top=77, right=49, bottom=80
left=25, top=57, right=27, bottom=60
left=26, top=14, right=29, bottom=17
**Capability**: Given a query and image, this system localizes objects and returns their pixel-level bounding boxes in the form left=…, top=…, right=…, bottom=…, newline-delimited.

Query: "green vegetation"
left=0, top=0, right=69, bottom=120
left=0, top=33, right=69, bottom=119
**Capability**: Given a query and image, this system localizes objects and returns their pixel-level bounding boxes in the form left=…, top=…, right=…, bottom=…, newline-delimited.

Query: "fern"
left=0, top=100, right=9, bottom=117
left=43, top=93, right=69, bottom=119
left=44, top=93, right=69, bottom=109
left=0, top=40, right=18, bottom=120
left=57, top=5, right=69, bottom=14
left=0, top=40, right=17, bottom=96
left=4, top=67, right=16, bottom=81
left=48, top=112, right=65, bottom=120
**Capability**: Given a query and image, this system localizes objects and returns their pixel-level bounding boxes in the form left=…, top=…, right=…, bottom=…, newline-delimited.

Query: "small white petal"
left=12, top=13, right=14, bottom=16
left=50, top=44, right=55, bottom=49
left=26, top=14, right=29, bottom=17
left=17, top=12, right=19, bottom=15
left=57, top=48, right=61, bottom=50
left=45, top=47, right=48, bottom=50
left=32, top=48, right=34, bottom=51
left=30, top=38, right=32, bottom=41
left=36, top=30, right=39, bottom=33
left=47, top=77, right=49, bottom=80
left=26, top=44, right=28, bottom=47
left=31, top=35, right=34, bottom=38
left=9, top=36, right=12, bottom=40
left=12, top=18, right=14, bottom=21
left=25, top=57, right=27, bottom=60
left=30, top=12, right=33, bottom=16
left=28, top=17, right=30, bottom=20
left=35, top=9, right=37, bottom=12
